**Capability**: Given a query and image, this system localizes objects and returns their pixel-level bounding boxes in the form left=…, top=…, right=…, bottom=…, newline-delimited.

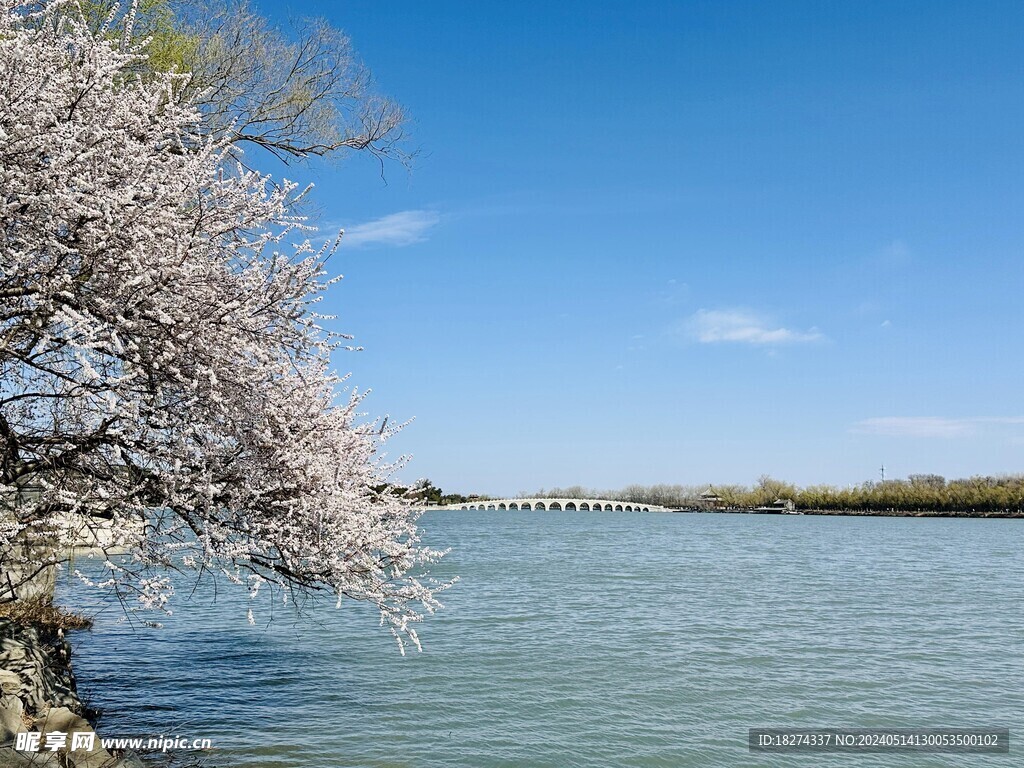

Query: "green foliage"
left=79, top=0, right=200, bottom=76
left=71, top=0, right=407, bottom=164
left=373, top=479, right=483, bottom=506
left=794, top=474, right=1024, bottom=514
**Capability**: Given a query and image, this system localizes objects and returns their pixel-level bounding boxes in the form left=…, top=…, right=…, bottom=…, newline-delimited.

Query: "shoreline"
left=0, top=618, right=144, bottom=767
left=682, top=507, right=1024, bottom=518
left=430, top=505, right=1024, bottom=519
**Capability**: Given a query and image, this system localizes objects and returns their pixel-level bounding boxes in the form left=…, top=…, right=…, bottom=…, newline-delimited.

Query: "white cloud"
left=340, top=210, right=439, bottom=248
left=852, top=417, right=1024, bottom=438
left=684, top=308, right=824, bottom=345
left=853, top=417, right=974, bottom=438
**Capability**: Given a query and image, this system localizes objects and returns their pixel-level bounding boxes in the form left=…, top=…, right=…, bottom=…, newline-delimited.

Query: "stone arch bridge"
left=428, top=498, right=672, bottom=513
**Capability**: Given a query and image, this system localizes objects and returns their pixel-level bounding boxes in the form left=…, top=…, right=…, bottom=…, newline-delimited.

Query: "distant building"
left=753, top=498, right=798, bottom=514
left=699, top=486, right=725, bottom=510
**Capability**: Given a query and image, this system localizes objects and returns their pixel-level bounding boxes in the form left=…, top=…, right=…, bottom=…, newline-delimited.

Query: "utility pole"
left=880, top=463, right=886, bottom=482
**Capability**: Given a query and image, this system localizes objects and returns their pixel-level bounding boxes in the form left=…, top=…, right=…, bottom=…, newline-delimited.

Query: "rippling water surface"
left=65, top=511, right=1022, bottom=767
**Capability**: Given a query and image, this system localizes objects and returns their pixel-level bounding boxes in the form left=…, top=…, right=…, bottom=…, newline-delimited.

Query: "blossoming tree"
left=0, top=0, right=445, bottom=651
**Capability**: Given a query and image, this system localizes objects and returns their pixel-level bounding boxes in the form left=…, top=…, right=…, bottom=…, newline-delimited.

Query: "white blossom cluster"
left=0, top=0, right=447, bottom=651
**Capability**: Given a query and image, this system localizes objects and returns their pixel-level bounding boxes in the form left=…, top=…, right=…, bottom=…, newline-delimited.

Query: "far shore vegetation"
left=408, top=475, right=1024, bottom=516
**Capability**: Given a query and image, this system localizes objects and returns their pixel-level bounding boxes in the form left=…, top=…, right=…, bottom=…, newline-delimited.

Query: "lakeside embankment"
left=799, top=508, right=1022, bottom=518
left=0, top=614, right=143, bottom=767
left=696, top=507, right=1024, bottom=518
left=0, top=537, right=146, bottom=768
left=432, top=503, right=1023, bottom=518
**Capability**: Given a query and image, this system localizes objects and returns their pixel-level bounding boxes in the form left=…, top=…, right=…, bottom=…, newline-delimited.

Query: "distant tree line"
left=385, top=479, right=487, bottom=506
left=792, top=474, right=1024, bottom=514
left=533, top=484, right=705, bottom=507
left=535, top=474, right=1024, bottom=514
left=411, top=474, right=1024, bottom=514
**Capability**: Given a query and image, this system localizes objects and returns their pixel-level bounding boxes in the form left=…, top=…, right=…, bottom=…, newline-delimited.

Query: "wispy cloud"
left=340, top=210, right=439, bottom=248
left=852, top=417, right=1024, bottom=438
left=683, top=308, right=824, bottom=345
left=877, top=238, right=913, bottom=267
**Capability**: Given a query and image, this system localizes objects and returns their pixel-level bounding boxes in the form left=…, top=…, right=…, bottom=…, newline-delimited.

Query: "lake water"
left=64, top=511, right=1022, bottom=767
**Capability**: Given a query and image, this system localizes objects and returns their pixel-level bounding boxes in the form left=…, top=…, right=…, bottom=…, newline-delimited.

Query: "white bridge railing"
left=425, top=498, right=672, bottom=513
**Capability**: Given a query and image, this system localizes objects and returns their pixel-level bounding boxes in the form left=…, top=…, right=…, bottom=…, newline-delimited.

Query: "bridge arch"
left=498, top=503, right=507, bottom=510
left=535, top=502, right=546, bottom=511
left=549, top=502, right=561, bottom=510
left=565, top=502, right=576, bottom=511
left=579, top=502, right=589, bottom=511
left=614, top=504, right=623, bottom=511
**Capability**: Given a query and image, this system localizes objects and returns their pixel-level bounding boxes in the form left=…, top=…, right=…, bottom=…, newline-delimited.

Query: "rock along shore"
left=0, top=618, right=143, bottom=768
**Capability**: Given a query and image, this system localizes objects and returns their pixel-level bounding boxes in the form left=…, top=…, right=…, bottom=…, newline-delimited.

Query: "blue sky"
left=260, top=1, right=1024, bottom=495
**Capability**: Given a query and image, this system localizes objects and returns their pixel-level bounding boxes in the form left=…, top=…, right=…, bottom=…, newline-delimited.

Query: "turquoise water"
left=66, top=511, right=1022, bottom=767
